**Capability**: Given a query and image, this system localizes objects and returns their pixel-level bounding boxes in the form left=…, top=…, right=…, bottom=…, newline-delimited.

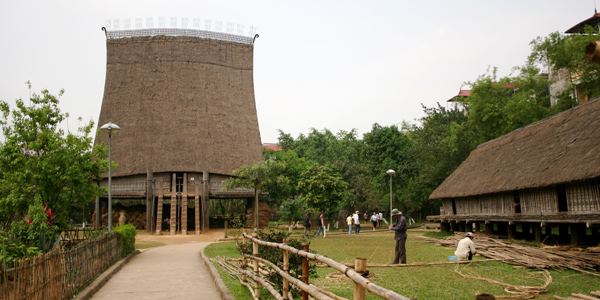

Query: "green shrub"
left=114, top=224, right=136, bottom=257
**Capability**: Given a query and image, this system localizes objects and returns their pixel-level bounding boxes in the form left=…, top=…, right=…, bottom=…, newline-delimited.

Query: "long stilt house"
left=427, top=97, right=600, bottom=245
left=93, top=25, right=263, bottom=235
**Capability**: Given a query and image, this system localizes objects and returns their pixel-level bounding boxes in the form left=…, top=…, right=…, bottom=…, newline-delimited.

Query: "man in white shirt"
left=455, top=232, right=477, bottom=261
left=352, top=211, right=360, bottom=234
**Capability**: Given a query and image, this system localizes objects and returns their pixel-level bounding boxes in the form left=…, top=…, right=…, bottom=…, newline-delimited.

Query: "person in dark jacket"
left=389, top=209, right=407, bottom=264
left=303, top=213, right=312, bottom=237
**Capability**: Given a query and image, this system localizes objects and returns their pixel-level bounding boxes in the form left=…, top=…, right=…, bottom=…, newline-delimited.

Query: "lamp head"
left=100, top=122, right=121, bottom=135
left=386, top=169, right=396, bottom=176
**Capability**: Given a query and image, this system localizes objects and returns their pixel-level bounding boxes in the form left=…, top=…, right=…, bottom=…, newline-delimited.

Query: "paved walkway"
left=90, top=237, right=222, bottom=300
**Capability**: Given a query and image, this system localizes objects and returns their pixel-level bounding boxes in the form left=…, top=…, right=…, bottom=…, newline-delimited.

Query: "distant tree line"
left=227, top=28, right=600, bottom=222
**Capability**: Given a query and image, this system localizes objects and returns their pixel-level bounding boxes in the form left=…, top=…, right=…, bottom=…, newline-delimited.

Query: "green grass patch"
left=205, top=231, right=600, bottom=299
left=423, top=231, right=454, bottom=239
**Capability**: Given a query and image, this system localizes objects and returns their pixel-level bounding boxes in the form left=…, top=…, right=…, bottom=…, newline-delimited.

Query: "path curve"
left=90, top=232, right=225, bottom=300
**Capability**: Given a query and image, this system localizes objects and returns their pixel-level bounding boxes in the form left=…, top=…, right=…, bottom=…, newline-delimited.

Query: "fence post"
left=302, top=242, right=310, bottom=300
left=242, top=230, right=247, bottom=285
left=253, top=229, right=260, bottom=299
left=282, top=239, right=289, bottom=300
left=353, top=257, right=367, bottom=300
left=224, top=221, right=228, bottom=238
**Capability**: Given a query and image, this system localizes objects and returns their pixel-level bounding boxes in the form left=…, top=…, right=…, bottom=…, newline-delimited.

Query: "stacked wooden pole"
left=436, top=233, right=600, bottom=273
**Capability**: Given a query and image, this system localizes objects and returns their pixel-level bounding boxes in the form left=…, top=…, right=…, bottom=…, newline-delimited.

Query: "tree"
left=362, top=123, right=412, bottom=210
left=297, top=164, right=349, bottom=215
left=529, top=28, right=600, bottom=103
left=262, top=149, right=311, bottom=206
left=277, top=129, right=369, bottom=212
left=0, top=89, right=108, bottom=229
left=402, top=104, right=471, bottom=215
left=223, top=159, right=286, bottom=226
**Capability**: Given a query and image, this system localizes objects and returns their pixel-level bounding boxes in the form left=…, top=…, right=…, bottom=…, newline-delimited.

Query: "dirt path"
left=89, top=230, right=227, bottom=300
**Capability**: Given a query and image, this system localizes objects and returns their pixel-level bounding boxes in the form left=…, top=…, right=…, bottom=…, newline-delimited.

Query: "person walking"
left=346, top=214, right=353, bottom=234
left=371, top=212, right=378, bottom=230
left=389, top=209, right=407, bottom=264
left=316, top=213, right=325, bottom=237
left=363, top=212, right=368, bottom=224
left=303, top=213, right=312, bottom=237
left=455, top=232, right=477, bottom=261
left=352, top=211, right=360, bottom=234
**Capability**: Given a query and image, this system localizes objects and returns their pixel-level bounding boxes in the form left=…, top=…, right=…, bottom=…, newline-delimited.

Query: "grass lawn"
left=204, top=230, right=600, bottom=300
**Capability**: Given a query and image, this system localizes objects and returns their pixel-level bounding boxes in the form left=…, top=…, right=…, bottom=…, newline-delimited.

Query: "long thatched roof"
left=95, top=34, right=263, bottom=177
left=430, top=97, right=600, bottom=199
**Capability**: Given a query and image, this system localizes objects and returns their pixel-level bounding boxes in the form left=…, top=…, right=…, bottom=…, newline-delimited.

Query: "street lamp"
left=386, top=169, right=395, bottom=224
left=100, top=122, right=120, bottom=232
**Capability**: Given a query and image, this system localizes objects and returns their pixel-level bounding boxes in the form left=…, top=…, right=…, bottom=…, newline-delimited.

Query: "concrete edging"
left=72, top=250, right=141, bottom=300
left=200, top=247, right=236, bottom=300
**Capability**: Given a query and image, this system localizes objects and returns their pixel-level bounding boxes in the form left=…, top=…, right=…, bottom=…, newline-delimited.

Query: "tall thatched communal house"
left=93, top=27, right=263, bottom=235
left=427, top=97, right=600, bottom=245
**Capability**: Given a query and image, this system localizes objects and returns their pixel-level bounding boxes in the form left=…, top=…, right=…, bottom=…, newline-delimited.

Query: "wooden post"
left=170, top=173, right=177, bottom=235
left=224, top=221, right=228, bottom=238
left=181, top=173, right=188, bottom=235
left=458, top=222, right=466, bottom=232
left=155, top=186, right=163, bottom=235
left=507, top=223, right=515, bottom=240
left=195, top=183, right=200, bottom=235
left=571, top=223, right=586, bottom=246
left=534, top=224, right=542, bottom=244
left=302, top=243, right=310, bottom=300
left=146, top=169, right=153, bottom=233
left=484, top=222, right=494, bottom=234
left=440, top=222, right=450, bottom=232
left=353, top=257, right=367, bottom=300
left=242, top=230, right=247, bottom=284
left=202, top=171, right=209, bottom=234
left=252, top=229, right=260, bottom=299
left=283, top=239, right=290, bottom=300
left=94, top=196, right=100, bottom=229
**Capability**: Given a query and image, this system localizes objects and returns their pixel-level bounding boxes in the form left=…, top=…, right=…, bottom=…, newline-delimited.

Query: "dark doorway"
left=451, top=198, right=457, bottom=215
left=557, top=185, right=568, bottom=212
left=513, top=191, right=521, bottom=214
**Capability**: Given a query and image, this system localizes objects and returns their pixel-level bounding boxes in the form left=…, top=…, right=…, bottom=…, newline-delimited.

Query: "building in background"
left=94, top=23, right=263, bottom=234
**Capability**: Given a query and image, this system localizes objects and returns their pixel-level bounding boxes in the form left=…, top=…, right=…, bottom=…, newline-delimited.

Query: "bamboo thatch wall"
left=95, top=34, right=263, bottom=178
left=567, top=178, right=600, bottom=212
left=430, top=97, right=600, bottom=200
left=441, top=178, right=600, bottom=218
left=1, top=232, right=122, bottom=300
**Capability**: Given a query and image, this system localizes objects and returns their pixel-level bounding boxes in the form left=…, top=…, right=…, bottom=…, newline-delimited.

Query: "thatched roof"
left=430, top=97, right=600, bottom=199
left=95, top=35, right=263, bottom=177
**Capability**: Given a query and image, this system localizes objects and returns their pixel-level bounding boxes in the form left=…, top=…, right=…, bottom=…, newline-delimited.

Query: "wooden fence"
left=232, top=230, right=413, bottom=300
left=1, top=231, right=122, bottom=300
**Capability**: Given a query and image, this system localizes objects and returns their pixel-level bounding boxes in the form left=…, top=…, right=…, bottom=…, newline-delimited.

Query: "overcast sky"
left=0, top=1, right=595, bottom=143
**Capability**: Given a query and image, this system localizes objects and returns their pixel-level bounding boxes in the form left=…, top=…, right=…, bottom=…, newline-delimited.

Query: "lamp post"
left=100, top=122, right=120, bottom=232
left=386, top=169, right=395, bottom=224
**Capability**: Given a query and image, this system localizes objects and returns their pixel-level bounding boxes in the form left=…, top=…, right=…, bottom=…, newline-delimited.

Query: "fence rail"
left=1, top=232, right=122, bottom=300
left=232, top=230, right=412, bottom=300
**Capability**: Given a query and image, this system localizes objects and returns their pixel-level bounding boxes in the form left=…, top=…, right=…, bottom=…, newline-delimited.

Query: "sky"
left=0, top=1, right=596, bottom=144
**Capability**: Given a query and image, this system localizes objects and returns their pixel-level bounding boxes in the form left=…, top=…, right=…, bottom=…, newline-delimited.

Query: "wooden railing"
left=0, top=232, right=122, bottom=300
left=234, top=230, right=413, bottom=300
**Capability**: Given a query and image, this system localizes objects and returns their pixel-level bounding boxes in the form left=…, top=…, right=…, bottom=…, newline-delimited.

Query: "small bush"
left=114, top=224, right=136, bottom=257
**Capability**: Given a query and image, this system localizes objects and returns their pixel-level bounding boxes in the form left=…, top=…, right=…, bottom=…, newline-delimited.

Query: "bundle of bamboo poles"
left=553, top=290, right=600, bottom=300
left=436, top=233, right=600, bottom=274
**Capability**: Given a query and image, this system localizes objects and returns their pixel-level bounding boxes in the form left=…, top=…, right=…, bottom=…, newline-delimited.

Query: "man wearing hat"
left=455, top=232, right=477, bottom=261
left=389, top=209, right=407, bottom=264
